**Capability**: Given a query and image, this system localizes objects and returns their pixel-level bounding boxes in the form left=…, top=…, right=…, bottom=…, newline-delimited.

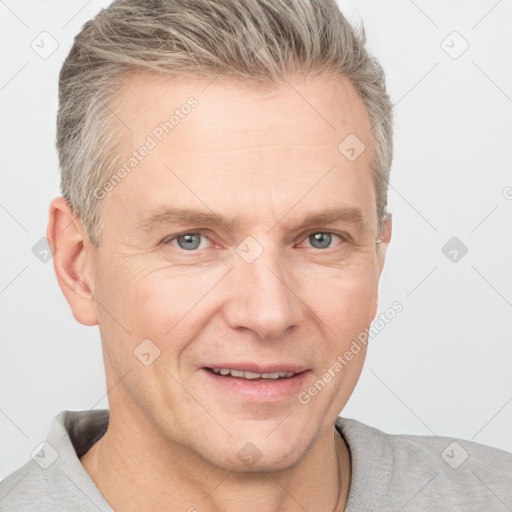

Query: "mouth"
left=201, top=365, right=310, bottom=401
left=205, top=367, right=297, bottom=380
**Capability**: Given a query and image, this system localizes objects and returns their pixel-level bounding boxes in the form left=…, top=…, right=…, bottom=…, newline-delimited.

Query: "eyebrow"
left=138, top=206, right=368, bottom=233
left=139, top=208, right=229, bottom=231
left=284, top=207, right=367, bottom=231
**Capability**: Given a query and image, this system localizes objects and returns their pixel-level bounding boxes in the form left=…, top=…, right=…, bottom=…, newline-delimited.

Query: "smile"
left=201, top=366, right=310, bottom=401
left=206, top=368, right=296, bottom=380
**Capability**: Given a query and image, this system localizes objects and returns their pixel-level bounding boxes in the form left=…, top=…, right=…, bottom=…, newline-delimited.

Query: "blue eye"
left=308, top=232, right=335, bottom=249
left=165, top=231, right=345, bottom=253
left=174, top=233, right=204, bottom=250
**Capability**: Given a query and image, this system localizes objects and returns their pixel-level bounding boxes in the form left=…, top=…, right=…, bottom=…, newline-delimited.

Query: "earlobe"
left=47, top=197, right=98, bottom=326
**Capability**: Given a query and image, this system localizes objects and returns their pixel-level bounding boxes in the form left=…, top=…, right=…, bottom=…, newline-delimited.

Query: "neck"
left=80, top=407, right=351, bottom=512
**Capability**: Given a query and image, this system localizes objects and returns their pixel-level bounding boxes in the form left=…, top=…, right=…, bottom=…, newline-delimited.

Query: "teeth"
left=211, top=368, right=295, bottom=379
left=244, top=371, right=262, bottom=379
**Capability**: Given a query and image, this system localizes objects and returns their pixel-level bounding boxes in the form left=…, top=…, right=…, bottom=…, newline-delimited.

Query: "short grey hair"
left=57, top=0, right=393, bottom=246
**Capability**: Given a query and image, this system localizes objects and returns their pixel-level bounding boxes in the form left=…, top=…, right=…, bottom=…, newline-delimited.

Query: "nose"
left=223, top=242, right=303, bottom=340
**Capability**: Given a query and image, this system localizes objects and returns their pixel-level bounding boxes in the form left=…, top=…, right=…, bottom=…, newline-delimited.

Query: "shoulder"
left=0, top=460, right=55, bottom=512
left=337, top=417, right=512, bottom=511
left=0, top=410, right=111, bottom=512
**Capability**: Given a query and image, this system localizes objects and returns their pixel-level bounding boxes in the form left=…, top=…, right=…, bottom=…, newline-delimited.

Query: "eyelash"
left=162, top=230, right=350, bottom=251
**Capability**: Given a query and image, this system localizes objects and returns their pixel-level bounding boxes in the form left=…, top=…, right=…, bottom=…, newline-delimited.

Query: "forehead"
left=113, top=71, right=373, bottom=153
left=102, top=71, right=376, bottom=233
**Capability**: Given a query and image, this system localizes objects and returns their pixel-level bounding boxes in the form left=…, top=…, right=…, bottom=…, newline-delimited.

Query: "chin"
left=196, top=423, right=319, bottom=474
left=216, top=445, right=310, bottom=474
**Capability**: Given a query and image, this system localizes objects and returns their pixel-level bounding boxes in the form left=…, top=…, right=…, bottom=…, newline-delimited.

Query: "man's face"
left=87, top=72, right=389, bottom=471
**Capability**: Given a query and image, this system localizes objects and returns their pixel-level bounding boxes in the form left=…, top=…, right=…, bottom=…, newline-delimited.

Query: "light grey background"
left=1, top=0, right=511, bottom=481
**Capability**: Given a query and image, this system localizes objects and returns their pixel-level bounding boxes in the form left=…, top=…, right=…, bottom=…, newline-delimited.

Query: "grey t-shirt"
left=1, top=409, right=511, bottom=511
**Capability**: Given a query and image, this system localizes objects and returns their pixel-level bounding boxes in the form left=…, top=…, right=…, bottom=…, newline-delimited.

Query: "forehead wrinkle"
left=172, top=144, right=335, bottom=155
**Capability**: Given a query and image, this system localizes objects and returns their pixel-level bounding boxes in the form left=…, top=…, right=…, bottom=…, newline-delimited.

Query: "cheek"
left=91, top=255, right=180, bottom=353
left=339, top=276, right=378, bottom=326
left=121, top=266, right=224, bottom=346
left=299, top=263, right=379, bottom=334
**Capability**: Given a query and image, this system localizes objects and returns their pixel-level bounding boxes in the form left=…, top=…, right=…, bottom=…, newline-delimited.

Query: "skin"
left=48, top=72, right=391, bottom=512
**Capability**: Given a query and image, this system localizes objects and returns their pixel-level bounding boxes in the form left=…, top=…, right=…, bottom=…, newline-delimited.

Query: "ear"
left=370, top=214, right=392, bottom=320
left=376, top=214, right=392, bottom=275
left=47, top=197, right=98, bottom=326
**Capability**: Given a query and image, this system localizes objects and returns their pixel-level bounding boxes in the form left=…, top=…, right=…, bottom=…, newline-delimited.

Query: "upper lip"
left=203, top=363, right=308, bottom=374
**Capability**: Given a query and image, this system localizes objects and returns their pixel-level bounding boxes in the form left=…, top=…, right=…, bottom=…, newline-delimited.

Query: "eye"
left=303, top=232, right=345, bottom=249
left=166, top=232, right=211, bottom=251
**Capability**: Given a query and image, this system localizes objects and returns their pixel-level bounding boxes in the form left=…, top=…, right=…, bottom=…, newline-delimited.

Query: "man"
left=1, top=0, right=510, bottom=510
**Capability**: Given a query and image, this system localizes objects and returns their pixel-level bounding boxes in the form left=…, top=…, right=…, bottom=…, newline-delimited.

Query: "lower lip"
left=201, top=368, right=310, bottom=402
